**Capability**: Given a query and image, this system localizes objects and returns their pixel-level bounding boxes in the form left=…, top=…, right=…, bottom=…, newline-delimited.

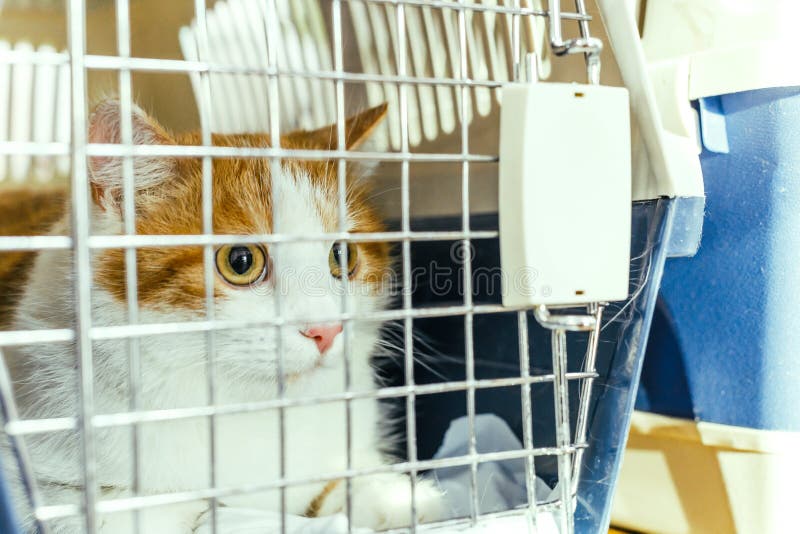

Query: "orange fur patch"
left=0, top=188, right=65, bottom=328
left=94, top=105, right=392, bottom=312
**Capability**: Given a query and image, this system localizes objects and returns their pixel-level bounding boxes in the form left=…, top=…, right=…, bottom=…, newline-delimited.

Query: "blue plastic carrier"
left=638, top=86, right=800, bottom=431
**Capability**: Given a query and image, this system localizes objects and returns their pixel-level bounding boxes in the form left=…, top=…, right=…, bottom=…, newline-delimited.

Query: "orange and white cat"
left=0, top=99, right=444, bottom=533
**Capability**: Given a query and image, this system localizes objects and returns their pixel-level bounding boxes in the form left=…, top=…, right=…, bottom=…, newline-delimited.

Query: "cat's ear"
left=88, top=98, right=175, bottom=212
left=284, top=103, right=388, bottom=150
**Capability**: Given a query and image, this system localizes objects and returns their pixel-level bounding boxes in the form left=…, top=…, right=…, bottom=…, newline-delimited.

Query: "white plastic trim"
left=643, top=0, right=800, bottom=66
left=630, top=411, right=800, bottom=457
left=618, top=410, right=800, bottom=533
left=596, top=0, right=702, bottom=200
left=639, top=1, right=800, bottom=199
left=644, top=0, right=800, bottom=124
left=688, top=41, right=800, bottom=100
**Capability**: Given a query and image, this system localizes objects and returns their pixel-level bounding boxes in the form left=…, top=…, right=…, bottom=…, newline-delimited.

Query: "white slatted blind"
left=0, top=40, right=70, bottom=183
left=180, top=0, right=551, bottom=151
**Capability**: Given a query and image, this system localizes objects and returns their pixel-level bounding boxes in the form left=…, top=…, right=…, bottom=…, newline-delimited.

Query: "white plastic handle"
left=595, top=0, right=677, bottom=197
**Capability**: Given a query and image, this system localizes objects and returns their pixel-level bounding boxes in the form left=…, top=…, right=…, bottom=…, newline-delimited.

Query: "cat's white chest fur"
left=121, top=362, right=384, bottom=514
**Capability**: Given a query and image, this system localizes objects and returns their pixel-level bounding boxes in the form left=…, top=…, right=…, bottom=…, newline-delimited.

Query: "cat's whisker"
left=373, top=339, right=451, bottom=382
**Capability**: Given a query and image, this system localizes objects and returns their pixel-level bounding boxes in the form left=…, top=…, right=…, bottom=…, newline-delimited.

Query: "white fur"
left=4, top=166, right=444, bottom=532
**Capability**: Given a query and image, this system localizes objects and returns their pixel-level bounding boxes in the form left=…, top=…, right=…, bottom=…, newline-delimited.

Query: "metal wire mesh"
left=0, top=1, right=610, bottom=533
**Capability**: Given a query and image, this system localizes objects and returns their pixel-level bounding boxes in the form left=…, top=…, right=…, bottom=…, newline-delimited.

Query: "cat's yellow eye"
left=329, top=242, right=359, bottom=279
left=216, top=244, right=268, bottom=286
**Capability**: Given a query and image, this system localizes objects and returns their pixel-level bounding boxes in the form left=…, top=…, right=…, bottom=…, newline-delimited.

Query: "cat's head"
left=86, top=99, right=392, bottom=388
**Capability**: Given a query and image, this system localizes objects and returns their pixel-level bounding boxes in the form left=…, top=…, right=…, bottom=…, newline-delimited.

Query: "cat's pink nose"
left=300, top=324, right=343, bottom=354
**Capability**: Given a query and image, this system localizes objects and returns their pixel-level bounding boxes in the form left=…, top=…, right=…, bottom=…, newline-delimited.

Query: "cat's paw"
left=338, top=473, right=447, bottom=530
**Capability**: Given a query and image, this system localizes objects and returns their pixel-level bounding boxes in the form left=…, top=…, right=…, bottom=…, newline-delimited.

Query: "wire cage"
left=0, top=1, right=679, bottom=533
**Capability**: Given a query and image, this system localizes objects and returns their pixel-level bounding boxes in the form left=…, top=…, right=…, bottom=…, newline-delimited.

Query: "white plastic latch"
left=499, top=82, right=632, bottom=306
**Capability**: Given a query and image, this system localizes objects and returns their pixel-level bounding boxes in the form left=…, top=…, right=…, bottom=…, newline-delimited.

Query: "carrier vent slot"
left=0, top=40, right=70, bottom=183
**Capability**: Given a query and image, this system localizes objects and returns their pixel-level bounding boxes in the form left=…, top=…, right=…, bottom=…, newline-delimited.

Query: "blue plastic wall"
left=637, top=87, right=800, bottom=431
left=0, top=455, right=19, bottom=534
